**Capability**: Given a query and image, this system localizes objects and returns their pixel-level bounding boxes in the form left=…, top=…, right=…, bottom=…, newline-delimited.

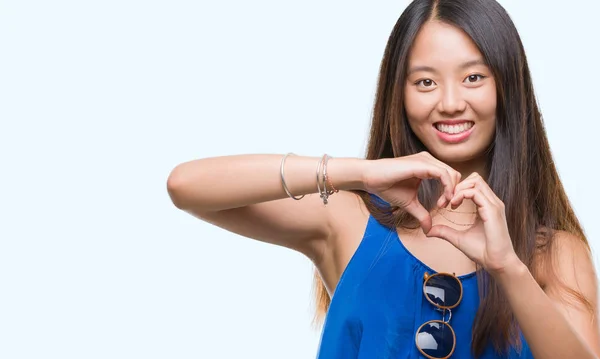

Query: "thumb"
left=426, top=225, right=462, bottom=248
left=404, top=200, right=432, bottom=233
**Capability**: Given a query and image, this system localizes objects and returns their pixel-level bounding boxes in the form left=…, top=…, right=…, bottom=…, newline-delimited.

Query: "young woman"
left=167, top=0, right=600, bottom=357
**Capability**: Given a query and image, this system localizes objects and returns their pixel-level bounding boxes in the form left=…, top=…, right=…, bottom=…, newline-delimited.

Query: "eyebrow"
left=407, top=59, right=488, bottom=76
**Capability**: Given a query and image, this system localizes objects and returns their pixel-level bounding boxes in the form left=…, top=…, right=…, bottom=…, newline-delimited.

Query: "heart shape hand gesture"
left=363, top=152, right=521, bottom=275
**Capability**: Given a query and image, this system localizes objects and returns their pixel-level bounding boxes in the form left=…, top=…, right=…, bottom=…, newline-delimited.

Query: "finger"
left=452, top=172, right=480, bottom=191
left=425, top=154, right=462, bottom=187
left=453, top=171, right=462, bottom=190
left=422, top=156, right=461, bottom=204
left=413, top=165, right=455, bottom=203
left=420, top=154, right=461, bottom=188
left=453, top=179, right=476, bottom=196
left=438, top=161, right=462, bottom=186
left=437, top=193, right=448, bottom=209
left=420, top=151, right=459, bottom=175
left=426, top=224, right=462, bottom=249
left=473, top=177, right=502, bottom=205
left=440, top=168, right=456, bottom=203
left=454, top=174, right=497, bottom=206
left=404, top=199, right=432, bottom=233
left=449, top=188, right=492, bottom=217
left=450, top=179, right=477, bottom=209
left=464, top=171, right=480, bottom=180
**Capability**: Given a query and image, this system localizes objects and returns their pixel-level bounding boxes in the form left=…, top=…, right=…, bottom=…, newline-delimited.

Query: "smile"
left=433, top=121, right=475, bottom=144
left=434, top=122, right=474, bottom=134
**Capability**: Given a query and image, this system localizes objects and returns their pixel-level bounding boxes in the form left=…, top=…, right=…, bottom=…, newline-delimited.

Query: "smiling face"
left=404, top=21, right=497, bottom=167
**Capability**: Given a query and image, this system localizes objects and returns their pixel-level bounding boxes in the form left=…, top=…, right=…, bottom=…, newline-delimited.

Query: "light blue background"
left=1, top=0, right=598, bottom=358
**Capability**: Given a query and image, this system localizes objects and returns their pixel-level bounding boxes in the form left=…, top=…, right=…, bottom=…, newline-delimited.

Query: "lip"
left=433, top=122, right=475, bottom=144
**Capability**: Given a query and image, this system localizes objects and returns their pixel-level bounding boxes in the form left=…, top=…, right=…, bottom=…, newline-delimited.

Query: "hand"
left=425, top=172, right=521, bottom=275
left=362, top=151, right=461, bottom=233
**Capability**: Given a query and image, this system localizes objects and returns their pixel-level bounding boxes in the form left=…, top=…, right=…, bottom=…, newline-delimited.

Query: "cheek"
left=469, top=85, right=497, bottom=119
left=404, top=87, right=436, bottom=124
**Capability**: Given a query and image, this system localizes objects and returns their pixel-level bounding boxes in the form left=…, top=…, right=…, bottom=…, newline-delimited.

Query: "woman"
left=167, top=0, right=600, bottom=357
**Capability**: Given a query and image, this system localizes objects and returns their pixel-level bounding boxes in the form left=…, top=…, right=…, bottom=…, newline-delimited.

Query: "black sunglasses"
left=415, top=272, right=463, bottom=359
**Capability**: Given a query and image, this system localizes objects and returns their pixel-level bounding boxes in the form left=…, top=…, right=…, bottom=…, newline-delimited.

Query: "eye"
left=415, top=79, right=437, bottom=88
left=464, top=74, right=485, bottom=83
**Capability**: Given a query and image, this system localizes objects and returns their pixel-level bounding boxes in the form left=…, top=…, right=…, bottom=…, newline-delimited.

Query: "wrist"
left=491, top=255, right=528, bottom=285
left=327, top=157, right=369, bottom=191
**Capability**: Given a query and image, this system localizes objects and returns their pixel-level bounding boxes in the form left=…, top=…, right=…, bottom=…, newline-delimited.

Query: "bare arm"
left=166, top=154, right=367, bottom=259
left=166, top=152, right=461, bottom=260
left=495, top=234, right=600, bottom=358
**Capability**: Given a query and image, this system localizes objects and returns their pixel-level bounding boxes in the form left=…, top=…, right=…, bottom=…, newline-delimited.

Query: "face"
left=404, top=21, right=497, bottom=166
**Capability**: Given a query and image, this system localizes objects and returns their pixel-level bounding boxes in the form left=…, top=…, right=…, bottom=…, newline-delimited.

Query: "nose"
left=437, top=84, right=467, bottom=115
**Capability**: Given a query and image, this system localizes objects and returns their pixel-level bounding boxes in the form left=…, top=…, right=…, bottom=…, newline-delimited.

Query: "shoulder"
left=537, top=230, right=597, bottom=304
left=550, top=230, right=593, bottom=274
left=546, top=230, right=592, bottom=260
left=537, top=230, right=600, bottom=355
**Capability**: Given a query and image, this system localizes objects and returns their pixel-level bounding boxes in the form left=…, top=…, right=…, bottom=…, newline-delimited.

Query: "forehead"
left=408, top=21, right=484, bottom=67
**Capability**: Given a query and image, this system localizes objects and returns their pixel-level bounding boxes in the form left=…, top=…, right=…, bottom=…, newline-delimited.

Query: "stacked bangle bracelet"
left=280, top=153, right=339, bottom=205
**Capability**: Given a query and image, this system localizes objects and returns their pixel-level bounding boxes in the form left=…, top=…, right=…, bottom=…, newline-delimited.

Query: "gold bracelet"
left=324, top=155, right=339, bottom=194
left=316, top=155, right=327, bottom=204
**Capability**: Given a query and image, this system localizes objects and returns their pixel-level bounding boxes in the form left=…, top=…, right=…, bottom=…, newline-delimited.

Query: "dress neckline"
left=392, top=228, right=478, bottom=280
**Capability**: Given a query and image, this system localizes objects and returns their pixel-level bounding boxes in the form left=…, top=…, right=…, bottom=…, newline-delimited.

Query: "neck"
left=447, top=157, right=488, bottom=181
left=434, top=199, right=478, bottom=228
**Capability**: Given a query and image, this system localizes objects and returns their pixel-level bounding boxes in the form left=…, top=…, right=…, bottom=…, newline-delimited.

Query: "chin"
left=426, top=142, right=489, bottom=166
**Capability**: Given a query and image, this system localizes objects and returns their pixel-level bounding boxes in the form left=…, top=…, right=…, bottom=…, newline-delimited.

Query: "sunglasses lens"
left=416, top=321, right=455, bottom=358
left=424, top=274, right=462, bottom=308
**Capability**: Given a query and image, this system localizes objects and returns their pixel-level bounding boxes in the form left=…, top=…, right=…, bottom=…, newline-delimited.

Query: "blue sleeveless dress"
left=316, top=214, right=533, bottom=358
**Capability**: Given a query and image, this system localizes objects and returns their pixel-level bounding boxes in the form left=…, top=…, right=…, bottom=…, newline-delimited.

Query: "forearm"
left=495, top=261, right=597, bottom=358
left=166, top=154, right=367, bottom=211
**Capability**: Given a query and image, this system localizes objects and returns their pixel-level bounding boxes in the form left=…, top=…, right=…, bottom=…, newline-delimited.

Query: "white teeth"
left=435, top=122, right=473, bottom=134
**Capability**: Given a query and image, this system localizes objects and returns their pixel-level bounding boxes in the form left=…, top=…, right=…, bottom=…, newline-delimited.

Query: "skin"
left=408, top=21, right=600, bottom=358
left=169, top=20, right=600, bottom=358
left=404, top=21, right=496, bottom=178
